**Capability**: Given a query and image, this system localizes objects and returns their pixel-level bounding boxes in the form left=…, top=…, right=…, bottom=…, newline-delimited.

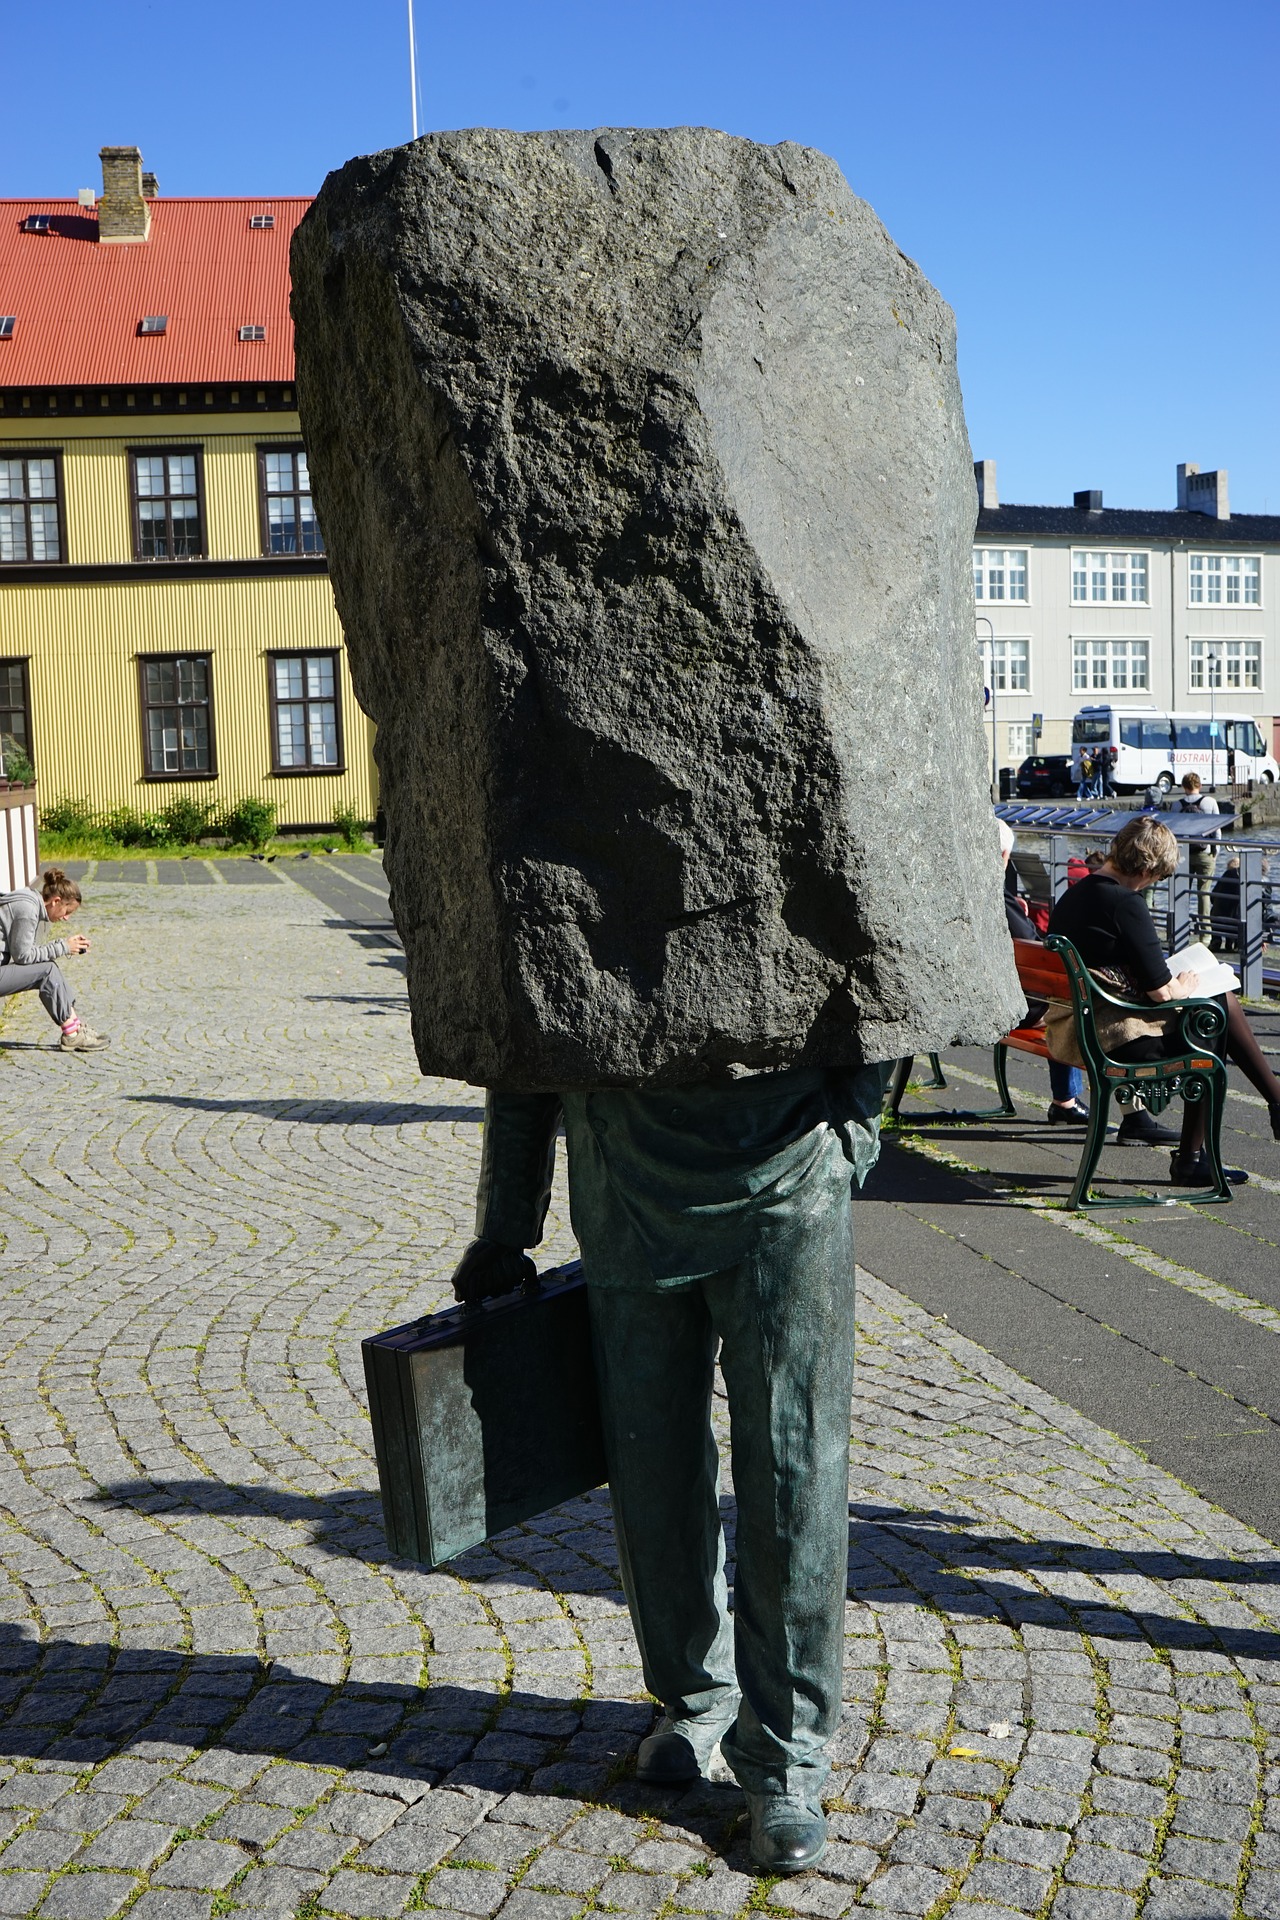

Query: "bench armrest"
left=1080, top=978, right=1227, bottom=1049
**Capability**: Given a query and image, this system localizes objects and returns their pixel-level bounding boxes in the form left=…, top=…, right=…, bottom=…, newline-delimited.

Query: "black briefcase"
left=361, top=1261, right=608, bottom=1568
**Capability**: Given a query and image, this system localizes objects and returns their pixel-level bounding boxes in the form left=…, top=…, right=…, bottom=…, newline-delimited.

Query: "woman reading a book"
left=1047, top=816, right=1280, bottom=1187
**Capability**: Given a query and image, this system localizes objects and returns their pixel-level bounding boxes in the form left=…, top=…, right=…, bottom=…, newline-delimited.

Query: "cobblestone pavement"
left=0, top=862, right=1277, bottom=1920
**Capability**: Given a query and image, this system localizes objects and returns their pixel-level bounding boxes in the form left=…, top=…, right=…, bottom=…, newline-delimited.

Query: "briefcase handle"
left=452, top=1237, right=541, bottom=1311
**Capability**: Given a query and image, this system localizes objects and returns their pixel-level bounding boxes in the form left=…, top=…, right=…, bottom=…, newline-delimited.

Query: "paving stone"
left=38, top=1874, right=136, bottom=1919
left=593, top=1871, right=679, bottom=1911
left=0, top=1828, right=81, bottom=1870
left=963, top=1860, right=1053, bottom=1911
left=0, top=1879, right=51, bottom=1918
left=676, top=1868, right=757, bottom=1912
left=776, top=1878, right=857, bottom=1917
left=1063, top=1847, right=1149, bottom=1893
left=152, top=1838, right=246, bottom=1889
left=984, top=1823, right=1070, bottom=1871
left=496, top=1893, right=579, bottom=1920
left=77, top=1821, right=175, bottom=1870
left=127, top=1896, right=214, bottom=1920
left=1051, top=1888, right=1139, bottom=1920
left=424, top=1867, right=509, bottom=1916
left=1143, top=1880, right=1235, bottom=1920
left=1158, top=1835, right=1242, bottom=1884
left=1245, top=1870, right=1280, bottom=1920
left=522, top=1844, right=610, bottom=1892
left=863, top=1864, right=951, bottom=1911
left=322, top=1870, right=418, bottom=1916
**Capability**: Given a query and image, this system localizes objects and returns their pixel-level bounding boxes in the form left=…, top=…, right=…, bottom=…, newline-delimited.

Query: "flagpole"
left=407, top=0, right=420, bottom=139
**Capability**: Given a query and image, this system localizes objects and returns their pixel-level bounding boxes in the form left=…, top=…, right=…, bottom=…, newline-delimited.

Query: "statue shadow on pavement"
left=126, top=1095, right=484, bottom=1125
left=0, top=1473, right=1272, bottom=1851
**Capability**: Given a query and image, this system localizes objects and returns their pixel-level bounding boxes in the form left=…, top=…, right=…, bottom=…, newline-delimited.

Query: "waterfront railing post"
left=1240, top=848, right=1264, bottom=1001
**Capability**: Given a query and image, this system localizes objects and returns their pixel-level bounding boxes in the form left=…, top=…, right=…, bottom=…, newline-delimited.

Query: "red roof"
left=0, top=197, right=310, bottom=387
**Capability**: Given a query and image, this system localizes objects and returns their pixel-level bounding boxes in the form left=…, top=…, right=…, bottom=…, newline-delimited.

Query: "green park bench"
left=886, top=935, right=1231, bottom=1211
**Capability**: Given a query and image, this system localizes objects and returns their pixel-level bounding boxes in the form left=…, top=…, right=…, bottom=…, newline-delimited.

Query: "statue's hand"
left=451, top=1237, right=537, bottom=1304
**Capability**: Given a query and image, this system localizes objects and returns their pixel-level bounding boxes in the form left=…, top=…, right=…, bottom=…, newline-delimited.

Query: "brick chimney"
left=97, top=147, right=151, bottom=243
left=973, top=458, right=998, bottom=509
left=1177, top=462, right=1230, bottom=520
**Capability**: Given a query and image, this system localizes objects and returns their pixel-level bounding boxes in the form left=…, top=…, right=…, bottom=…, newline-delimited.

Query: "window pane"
left=28, top=502, right=59, bottom=562
left=276, top=703, right=307, bottom=765
left=1245, top=558, right=1260, bottom=604
left=0, top=461, right=23, bottom=502
left=144, top=661, right=174, bottom=703
left=0, top=504, right=27, bottom=562
left=297, top=452, right=311, bottom=491
left=135, top=456, right=167, bottom=497
left=298, top=497, right=323, bottom=553
left=1008, top=551, right=1027, bottom=600
left=28, top=460, right=56, bottom=501
left=268, top=495, right=298, bottom=554
left=168, top=454, right=197, bottom=492
left=305, top=656, right=335, bottom=699
left=171, top=502, right=201, bottom=556
left=308, top=701, right=338, bottom=764
left=264, top=451, right=294, bottom=492
left=275, top=658, right=304, bottom=700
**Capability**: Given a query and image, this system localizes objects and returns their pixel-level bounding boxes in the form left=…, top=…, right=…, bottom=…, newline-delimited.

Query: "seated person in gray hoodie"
left=0, top=868, right=109, bottom=1051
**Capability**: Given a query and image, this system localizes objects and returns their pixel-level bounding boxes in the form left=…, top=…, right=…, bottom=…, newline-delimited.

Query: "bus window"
left=1176, top=722, right=1213, bottom=753
left=1072, top=716, right=1111, bottom=743
left=1141, top=720, right=1174, bottom=751
left=1119, top=720, right=1142, bottom=749
left=1227, top=722, right=1265, bottom=758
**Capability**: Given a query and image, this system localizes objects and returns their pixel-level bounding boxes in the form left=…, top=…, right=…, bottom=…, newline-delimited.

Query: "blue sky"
left=7, top=0, right=1278, bottom=512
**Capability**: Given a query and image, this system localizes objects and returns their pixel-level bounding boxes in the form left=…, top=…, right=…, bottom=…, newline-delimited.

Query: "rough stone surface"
left=292, top=126, right=1020, bottom=1089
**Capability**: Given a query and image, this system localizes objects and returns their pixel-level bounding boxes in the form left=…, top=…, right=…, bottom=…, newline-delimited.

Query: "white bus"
left=1071, top=705, right=1279, bottom=793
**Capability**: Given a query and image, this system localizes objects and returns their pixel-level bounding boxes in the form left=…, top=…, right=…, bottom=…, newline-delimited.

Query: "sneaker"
left=1169, top=1148, right=1247, bottom=1188
left=59, top=1024, right=110, bottom=1052
left=1046, top=1102, right=1090, bottom=1127
left=1115, top=1109, right=1180, bottom=1146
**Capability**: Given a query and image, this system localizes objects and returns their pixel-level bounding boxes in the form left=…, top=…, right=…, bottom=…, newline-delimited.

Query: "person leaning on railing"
left=1046, top=816, right=1280, bottom=1187
left=0, top=869, right=110, bottom=1052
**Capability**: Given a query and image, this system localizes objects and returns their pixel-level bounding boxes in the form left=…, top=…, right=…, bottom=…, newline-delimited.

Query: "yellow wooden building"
left=0, top=147, right=376, bottom=830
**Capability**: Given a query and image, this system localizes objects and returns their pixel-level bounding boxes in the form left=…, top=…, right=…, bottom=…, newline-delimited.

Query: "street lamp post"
left=1205, top=640, right=1224, bottom=791
left=975, top=615, right=997, bottom=799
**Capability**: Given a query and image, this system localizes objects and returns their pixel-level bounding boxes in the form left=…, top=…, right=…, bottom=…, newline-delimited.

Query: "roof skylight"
left=139, top=315, right=168, bottom=336
left=238, top=324, right=266, bottom=342
left=22, top=215, right=51, bottom=235
left=248, top=213, right=275, bottom=230
left=0, top=318, right=15, bottom=340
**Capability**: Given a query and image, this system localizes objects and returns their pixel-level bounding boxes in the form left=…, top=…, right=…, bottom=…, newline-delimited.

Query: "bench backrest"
left=1012, top=938, right=1068, bottom=1005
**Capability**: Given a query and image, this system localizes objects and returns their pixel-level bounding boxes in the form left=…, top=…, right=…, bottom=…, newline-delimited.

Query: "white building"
left=971, top=459, right=1280, bottom=771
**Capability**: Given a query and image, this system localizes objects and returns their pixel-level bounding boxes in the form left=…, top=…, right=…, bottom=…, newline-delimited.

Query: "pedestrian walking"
left=0, top=869, right=110, bottom=1051
left=1178, top=772, right=1220, bottom=935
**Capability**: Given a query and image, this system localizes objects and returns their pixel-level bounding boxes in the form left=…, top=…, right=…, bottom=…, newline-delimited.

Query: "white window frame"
left=1007, top=722, right=1035, bottom=759
left=1188, top=553, right=1261, bottom=608
left=1071, top=636, right=1151, bottom=693
left=1070, top=550, right=1150, bottom=606
left=986, top=635, right=1030, bottom=693
left=973, top=548, right=1029, bottom=603
left=1189, top=638, right=1263, bottom=694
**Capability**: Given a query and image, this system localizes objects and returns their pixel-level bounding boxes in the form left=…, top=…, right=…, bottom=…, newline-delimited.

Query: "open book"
left=1166, top=941, right=1240, bottom=998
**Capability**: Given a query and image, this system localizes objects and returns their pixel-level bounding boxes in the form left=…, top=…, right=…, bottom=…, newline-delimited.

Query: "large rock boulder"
left=292, top=127, right=1023, bottom=1090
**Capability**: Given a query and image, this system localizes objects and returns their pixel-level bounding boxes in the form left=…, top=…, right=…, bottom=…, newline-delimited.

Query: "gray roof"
left=977, top=504, right=1280, bottom=545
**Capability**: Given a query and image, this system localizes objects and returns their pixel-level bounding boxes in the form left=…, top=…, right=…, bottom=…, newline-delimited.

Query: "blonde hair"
left=1108, top=817, right=1178, bottom=882
left=41, top=868, right=82, bottom=906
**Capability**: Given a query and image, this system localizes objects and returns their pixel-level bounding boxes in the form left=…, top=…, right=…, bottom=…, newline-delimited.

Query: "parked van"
left=1071, top=705, right=1279, bottom=792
